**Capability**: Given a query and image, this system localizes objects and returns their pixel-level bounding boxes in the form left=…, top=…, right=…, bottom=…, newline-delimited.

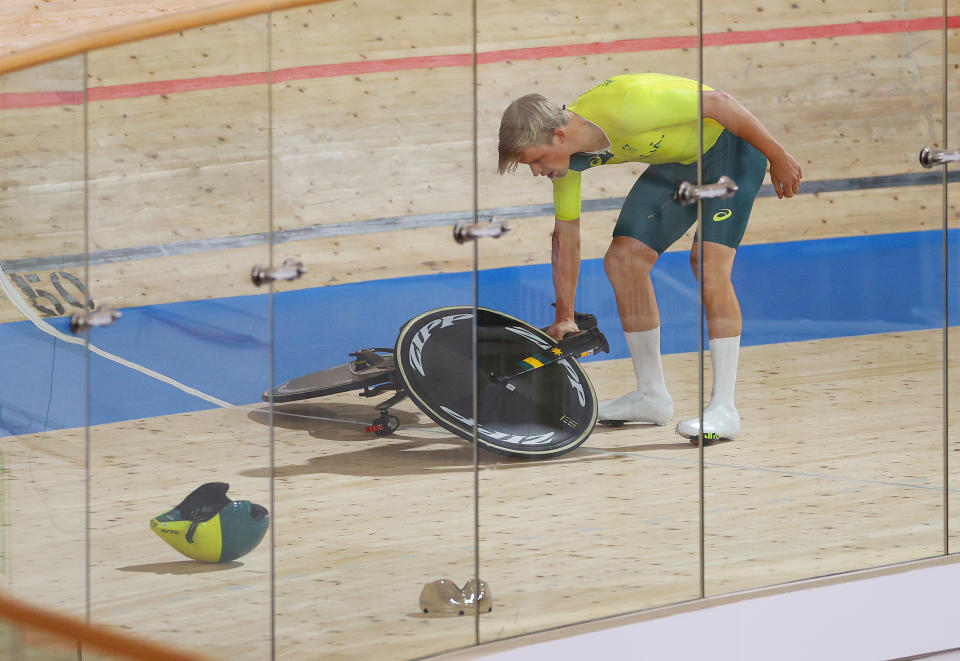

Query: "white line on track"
left=0, top=264, right=440, bottom=431
left=0, top=263, right=235, bottom=408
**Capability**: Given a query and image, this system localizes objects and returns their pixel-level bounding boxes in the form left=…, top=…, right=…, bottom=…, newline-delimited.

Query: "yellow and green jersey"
left=554, top=73, right=725, bottom=221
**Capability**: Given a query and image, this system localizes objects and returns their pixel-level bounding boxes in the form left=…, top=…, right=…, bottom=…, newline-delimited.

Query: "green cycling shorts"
left=612, top=130, right=768, bottom=253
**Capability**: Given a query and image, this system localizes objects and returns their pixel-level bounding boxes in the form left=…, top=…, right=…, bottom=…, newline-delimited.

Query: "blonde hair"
left=497, top=93, right=568, bottom=174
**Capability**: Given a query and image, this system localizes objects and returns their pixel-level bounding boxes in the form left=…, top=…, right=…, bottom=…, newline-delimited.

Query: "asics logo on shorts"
left=712, top=209, right=733, bottom=222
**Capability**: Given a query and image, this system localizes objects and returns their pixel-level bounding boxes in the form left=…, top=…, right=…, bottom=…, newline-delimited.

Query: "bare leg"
left=598, top=236, right=673, bottom=424
left=603, top=236, right=660, bottom=331
left=691, top=241, right=741, bottom=339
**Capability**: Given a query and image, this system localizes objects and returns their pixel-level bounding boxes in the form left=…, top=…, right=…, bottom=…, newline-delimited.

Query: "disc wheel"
left=393, top=307, right=598, bottom=458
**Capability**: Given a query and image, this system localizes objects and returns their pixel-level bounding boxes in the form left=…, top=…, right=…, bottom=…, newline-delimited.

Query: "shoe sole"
left=599, top=419, right=671, bottom=428
left=598, top=419, right=626, bottom=427
left=676, top=429, right=730, bottom=445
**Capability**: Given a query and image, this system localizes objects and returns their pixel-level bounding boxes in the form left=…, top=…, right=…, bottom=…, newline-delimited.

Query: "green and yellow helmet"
left=150, top=482, right=269, bottom=563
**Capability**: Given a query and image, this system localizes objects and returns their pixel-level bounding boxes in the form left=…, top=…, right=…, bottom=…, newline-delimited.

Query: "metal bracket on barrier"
left=251, top=258, right=306, bottom=287
left=453, top=218, right=511, bottom=244
left=675, top=175, right=739, bottom=206
left=919, top=147, right=960, bottom=168
left=69, top=306, right=121, bottom=334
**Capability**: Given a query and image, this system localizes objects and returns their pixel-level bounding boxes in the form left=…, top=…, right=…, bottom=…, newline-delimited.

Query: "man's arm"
left=703, top=90, right=803, bottom=199
left=545, top=217, right=581, bottom=341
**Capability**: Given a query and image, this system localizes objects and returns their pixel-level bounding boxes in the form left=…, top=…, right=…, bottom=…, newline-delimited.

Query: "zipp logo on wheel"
left=408, top=313, right=472, bottom=376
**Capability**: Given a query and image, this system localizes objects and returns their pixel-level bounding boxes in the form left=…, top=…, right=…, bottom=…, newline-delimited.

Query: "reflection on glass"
left=702, top=3, right=946, bottom=595
left=84, top=16, right=273, bottom=660
left=946, top=1, right=959, bottom=554
left=5, top=1, right=955, bottom=658
left=478, top=2, right=703, bottom=643
left=270, top=3, right=478, bottom=658
left=0, top=56, right=88, bottom=619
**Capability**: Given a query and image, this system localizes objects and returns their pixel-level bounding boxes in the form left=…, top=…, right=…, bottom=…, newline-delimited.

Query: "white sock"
left=626, top=327, right=670, bottom=399
left=598, top=327, right=673, bottom=424
left=673, top=336, right=742, bottom=440
left=706, top=335, right=740, bottom=410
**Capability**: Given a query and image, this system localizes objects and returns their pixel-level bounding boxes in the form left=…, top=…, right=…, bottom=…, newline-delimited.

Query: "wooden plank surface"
left=2, top=330, right=953, bottom=660
left=1, top=3, right=956, bottom=317
left=0, top=0, right=957, bottom=659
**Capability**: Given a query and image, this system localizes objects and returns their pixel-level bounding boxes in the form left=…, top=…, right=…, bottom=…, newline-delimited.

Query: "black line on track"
left=4, top=170, right=958, bottom=273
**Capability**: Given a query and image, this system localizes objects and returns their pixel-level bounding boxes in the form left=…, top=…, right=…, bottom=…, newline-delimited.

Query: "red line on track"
left=2, top=16, right=957, bottom=109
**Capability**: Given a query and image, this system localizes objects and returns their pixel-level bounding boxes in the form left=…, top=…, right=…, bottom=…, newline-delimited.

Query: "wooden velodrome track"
left=1, top=0, right=959, bottom=659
